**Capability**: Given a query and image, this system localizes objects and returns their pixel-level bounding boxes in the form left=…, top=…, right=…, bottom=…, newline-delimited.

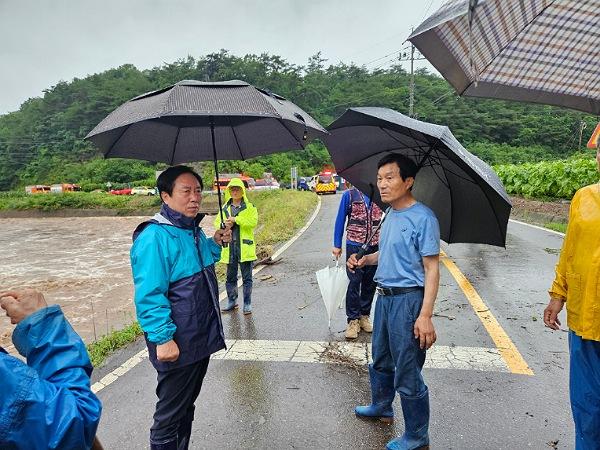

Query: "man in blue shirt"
left=332, top=184, right=383, bottom=339
left=348, top=153, right=440, bottom=450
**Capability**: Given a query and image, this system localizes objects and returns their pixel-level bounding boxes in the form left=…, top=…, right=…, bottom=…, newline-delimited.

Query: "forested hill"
left=0, top=50, right=596, bottom=190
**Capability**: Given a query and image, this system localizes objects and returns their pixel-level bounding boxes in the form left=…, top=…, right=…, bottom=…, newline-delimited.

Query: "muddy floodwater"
left=0, top=216, right=216, bottom=351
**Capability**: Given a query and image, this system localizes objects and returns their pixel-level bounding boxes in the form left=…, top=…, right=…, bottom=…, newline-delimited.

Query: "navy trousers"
left=150, top=357, right=210, bottom=449
left=345, top=243, right=377, bottom=321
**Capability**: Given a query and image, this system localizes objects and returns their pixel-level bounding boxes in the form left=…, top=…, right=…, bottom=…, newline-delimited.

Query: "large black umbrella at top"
left=324, top=107, right=512, bottom=247
left=85, top=80, right=328, bottom=223
left=407, top=0, right=600, bottom=115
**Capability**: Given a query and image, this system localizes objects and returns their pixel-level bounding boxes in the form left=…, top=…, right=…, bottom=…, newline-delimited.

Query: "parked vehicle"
left=253, top=178, right=280, bottom=191
left=334, top=175, right=347, bottom=191
left=131, top=186, right=156, bottom=196
left=50, top=183, right=81, bottom=194
left=297, top=177, right=310, bottom=191
left=315, top=171, right=337, bottom=195
left=25, top=185, right=51, bottom=194
left=109, top=188, right=133, bottom=195
left=213, top=175, right=252, bottom=192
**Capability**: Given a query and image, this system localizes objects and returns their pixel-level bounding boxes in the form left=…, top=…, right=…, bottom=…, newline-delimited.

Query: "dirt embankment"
left=509, top=196, right=570, bottom=225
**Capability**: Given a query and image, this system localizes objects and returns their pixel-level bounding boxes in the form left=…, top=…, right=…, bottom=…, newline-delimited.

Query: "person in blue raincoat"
left=130, top=165, right=231, bottom=450
left=0, top=289, right=102, bottom=450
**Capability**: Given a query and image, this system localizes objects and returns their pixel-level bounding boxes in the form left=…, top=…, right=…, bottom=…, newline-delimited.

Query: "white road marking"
left=213, top=339, right=508, bottom=372
left=509, top=219, right=565, bottom=237
left=92, top=340, right=508, bottom=394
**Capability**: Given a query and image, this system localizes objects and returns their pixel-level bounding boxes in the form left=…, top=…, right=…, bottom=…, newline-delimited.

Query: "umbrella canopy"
left=324, top=107, right=512, bottom=247
left=85, top=80, right=327, bottom=163
left=315, top=262, right=349, bottom=328
left=408, top=0, right=600, bottom=115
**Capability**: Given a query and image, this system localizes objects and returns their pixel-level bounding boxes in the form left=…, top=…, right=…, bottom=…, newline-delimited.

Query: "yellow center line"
left=440, top=251, right=534, bottom=376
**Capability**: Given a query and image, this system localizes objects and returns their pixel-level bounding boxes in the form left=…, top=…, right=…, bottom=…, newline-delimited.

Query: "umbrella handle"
left=356, top=245, right=368, bottom=261
left=355, top=211, right=388, bottom=262
left=221, top=222, right=228, bottom=248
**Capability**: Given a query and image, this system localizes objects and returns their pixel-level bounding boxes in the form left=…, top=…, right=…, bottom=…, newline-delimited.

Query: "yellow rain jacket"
left=549, top=184, right=600, bottom=341
left=214, top=178, right=258, bottom=263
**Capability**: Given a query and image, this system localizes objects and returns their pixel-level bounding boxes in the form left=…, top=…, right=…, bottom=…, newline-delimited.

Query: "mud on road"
left=0, top=216, right=216, bottom=351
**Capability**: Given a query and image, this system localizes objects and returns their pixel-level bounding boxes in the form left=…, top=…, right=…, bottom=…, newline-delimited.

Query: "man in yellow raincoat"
left=544, top=143, right=600, bottom=450
left=215, top=178, right=258, bottom=314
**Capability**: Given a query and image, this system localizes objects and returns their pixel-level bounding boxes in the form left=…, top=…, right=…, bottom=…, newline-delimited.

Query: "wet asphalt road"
left=94, top=194, right=573, bottom=449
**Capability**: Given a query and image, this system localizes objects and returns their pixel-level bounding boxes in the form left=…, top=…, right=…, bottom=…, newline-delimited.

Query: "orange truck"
left=25, top=185, right=51, bottom=194
left=213, top=175, right=253, bottom=192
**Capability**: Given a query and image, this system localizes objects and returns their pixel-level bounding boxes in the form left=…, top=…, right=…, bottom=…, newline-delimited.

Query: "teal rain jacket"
left=131, top=206, right=226, bottom=371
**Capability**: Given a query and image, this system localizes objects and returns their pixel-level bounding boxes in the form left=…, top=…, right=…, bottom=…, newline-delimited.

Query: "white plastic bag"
left=316, top=260, right=349, bottom=328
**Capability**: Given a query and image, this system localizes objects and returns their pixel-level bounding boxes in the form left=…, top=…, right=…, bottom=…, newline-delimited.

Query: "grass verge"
left=543, top=222, right=567, bottom=234
left=87, top=322, right=143, bottom=367
left=0, top=191, right=220, bottom=211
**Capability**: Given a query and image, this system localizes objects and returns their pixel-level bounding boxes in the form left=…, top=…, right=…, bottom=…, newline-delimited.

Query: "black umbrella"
left=324, top=107, right=511, bottom=247
left=85, top=80, right=327, bottom=224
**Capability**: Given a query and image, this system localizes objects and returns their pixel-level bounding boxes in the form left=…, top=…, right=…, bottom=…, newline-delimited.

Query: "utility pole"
left=409, top=40, right=415, bottom=118
left=401, top=27, right=424, bottom=118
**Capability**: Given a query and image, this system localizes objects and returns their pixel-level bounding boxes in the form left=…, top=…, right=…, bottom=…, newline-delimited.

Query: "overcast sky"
left=0, top=0, right=447, bottom=115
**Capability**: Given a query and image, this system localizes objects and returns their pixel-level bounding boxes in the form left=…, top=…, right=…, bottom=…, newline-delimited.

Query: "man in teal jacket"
left=0, top=289, right=102, bottom=450
left=131, top=165, right=231, bottom=450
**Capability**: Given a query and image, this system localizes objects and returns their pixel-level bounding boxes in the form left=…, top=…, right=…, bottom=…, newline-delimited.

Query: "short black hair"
left=156, top=165, right=203, bottom=197
left=377, top=153, right=418, bottom=180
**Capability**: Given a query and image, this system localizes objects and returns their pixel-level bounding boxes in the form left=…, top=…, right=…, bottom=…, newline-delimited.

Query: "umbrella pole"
left=210, top=117, right=228, bottom=247
left=356, top=212, right=388, bottom=260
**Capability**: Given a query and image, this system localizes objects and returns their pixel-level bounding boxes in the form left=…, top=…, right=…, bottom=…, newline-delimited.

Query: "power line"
left=419, top=0, right=437, bottom=24
left=363, top=50, right=404, bottom=67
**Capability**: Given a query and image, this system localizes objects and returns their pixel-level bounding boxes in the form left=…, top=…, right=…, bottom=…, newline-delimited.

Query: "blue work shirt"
left=374, top=202, right=440, bottom=288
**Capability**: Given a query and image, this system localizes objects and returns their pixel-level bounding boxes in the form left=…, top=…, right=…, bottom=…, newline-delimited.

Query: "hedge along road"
left=92, top=194, right=574, bottom=449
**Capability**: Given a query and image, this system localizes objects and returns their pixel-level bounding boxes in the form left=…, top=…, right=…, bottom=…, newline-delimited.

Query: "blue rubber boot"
left=386, top=389, right=430, bottom=450
left=354, top=364, right=395, bottom=423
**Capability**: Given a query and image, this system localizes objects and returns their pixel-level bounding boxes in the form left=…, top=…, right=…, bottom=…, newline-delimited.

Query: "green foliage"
left=468, top=143, right=561, bottom=165
left=87, top=322, right=143, bottom=367
left=1, top=51, right=596, bottom=191
left=495, top=154, right=599, bottom=199
left=0, top=191, right=161, bottom=211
